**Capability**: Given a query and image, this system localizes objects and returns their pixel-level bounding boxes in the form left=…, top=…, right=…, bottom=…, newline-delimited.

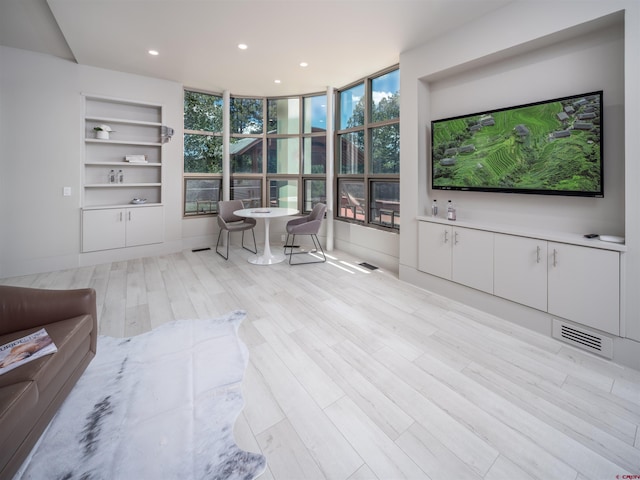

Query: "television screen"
left=431, top=91, right=603, bottom=197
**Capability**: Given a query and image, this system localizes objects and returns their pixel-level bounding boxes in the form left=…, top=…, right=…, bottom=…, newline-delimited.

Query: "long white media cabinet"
left=417, top=217, right=624, bottom=336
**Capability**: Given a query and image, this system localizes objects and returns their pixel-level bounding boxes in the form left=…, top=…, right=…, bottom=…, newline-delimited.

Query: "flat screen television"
left=430, top=91, right=603, bottom=197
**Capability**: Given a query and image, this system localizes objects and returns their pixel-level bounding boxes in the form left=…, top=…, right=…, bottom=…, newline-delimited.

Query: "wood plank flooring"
left=3, top=247, right=639, bottom=480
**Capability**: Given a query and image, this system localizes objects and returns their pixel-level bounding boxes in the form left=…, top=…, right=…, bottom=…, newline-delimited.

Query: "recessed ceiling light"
left=238, top=43, right=248, bottom=50
left=274, top=79, right=281, bottom=84
left=148, top=50, right=159, bottom=56
left=299, top=62, right=308, bottom=67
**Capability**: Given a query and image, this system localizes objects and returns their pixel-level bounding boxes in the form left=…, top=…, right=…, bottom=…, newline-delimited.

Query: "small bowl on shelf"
left=131, top=198, right=147, bottom=205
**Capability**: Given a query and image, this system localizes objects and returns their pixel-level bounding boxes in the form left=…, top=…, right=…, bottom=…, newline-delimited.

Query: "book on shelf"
left=0, top=328, right=57, bottom=375
left=125, top=155, right=148, bottom=163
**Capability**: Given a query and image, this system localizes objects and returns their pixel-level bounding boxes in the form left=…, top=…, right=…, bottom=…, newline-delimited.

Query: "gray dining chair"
left=215, top=200, right=257, bottom=260
left=283, top=203, right=327, bottom=265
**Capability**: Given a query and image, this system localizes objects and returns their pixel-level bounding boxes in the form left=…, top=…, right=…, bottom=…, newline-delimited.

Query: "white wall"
left=399, top=2, right=640, bottom=367
left=0, top=46, right=184, bottom=277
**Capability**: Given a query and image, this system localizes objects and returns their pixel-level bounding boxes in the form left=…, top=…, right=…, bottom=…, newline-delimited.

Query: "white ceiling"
left=0, top=0, right=513, bottom=96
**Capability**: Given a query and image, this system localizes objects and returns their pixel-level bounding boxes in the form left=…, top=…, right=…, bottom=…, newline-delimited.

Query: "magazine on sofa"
left=0, top=328, right=57, bottom=375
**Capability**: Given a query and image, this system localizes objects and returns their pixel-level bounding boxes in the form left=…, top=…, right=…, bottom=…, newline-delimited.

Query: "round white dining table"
left=233, top=207, right=299, bottom=265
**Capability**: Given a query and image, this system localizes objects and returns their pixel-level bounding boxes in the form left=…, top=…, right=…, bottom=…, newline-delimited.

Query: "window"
left=336, top=67, right=399, bottom=229
left=340, top=83, right=365, bottom=129
left=231, top=96, right=264, bottom=179
left=267, top=138, right=299, bottom=174
left=230, top=137, right=262, bottom=174
left=269, top=179, right=298, bottom=209
left=184, top=178, right=221, bottom=215
left=339, top=180, right=365, bottom=221
left=304, top=179, right=326, bottom=212
left=184, top=90, right=223, bottom=132
left=370, top=124, right=399, bottom=174
left=301, top=94, right=327, bottom=212
left=370, top=180, right=399, bottom=229
left=339, top=131, right=364, bottom=175
left=371, top=69, right=400, bottom=123
left=184, top=90, right=224, bottom=216
left=184, top=135, right=223, bottom=174
left=231, top=178, right=261, bottom=209
left=268, top=98, right=300, bottom=134
left=304, top=95, right=327, bottom=134
left=230, top=97, right=263, bottom=134
left=303, top=136, right=326, bottom=174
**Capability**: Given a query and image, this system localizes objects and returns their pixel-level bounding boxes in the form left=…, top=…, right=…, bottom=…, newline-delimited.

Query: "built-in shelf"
left=85, top=139, right=162, bottom=147
left=85, top=162, right=160, bottom=167
left=83, top=203, right=163, bottom=211
left=82, top=94, right=165, bottom=252
left=85, top=183, right=162, bottom=188
left=85, top=116, right=162, bottom=127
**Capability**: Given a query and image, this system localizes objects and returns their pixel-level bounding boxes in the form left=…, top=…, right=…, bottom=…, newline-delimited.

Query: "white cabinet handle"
left=553, top=249, right=558, bottom=267
left=454, top=231, right=459, bottom=245
left=536, top=246, right=541, bottom=263
left=444, top=230, right=449, bottom=243
left=128, top=211, right=131, bottom=221
left=119, top=212, right=123, bottom=222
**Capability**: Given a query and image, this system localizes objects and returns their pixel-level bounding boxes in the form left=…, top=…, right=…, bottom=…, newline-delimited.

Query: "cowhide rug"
left=15, top=310, right=266, bottom=480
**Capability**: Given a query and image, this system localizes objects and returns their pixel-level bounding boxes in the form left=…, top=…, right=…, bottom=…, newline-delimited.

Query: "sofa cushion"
left=0, top=381, right=38, bottom=470
left=0, top=381, right=37, bottom=426
left=0, top=314, right=93, bottom=392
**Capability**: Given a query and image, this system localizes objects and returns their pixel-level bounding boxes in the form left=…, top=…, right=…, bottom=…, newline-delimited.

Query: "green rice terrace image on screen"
left=431, top=92, right=602, bottom=196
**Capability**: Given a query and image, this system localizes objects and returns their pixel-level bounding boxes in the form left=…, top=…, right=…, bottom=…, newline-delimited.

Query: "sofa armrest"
left=0, top=286, right=97, bottom=352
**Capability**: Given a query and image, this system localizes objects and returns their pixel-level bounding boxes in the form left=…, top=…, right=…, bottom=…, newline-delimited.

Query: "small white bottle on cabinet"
left=108, top=169, right=116, bottom=184
left=117, top=169, right=124, bottom=183
left=447, top=200, right=456, bottom=221
left=431, top=199, right=438, bottom=217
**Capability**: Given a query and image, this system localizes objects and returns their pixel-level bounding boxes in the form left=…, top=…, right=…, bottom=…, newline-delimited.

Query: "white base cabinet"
left=418, top=222, right=493, bottom=294
left=494, top=234, right=548, bottom=311
left=452, top=227, right=494, bottom=294
left=82, top=206, right=164, bottom=253
left=418, top=219, right=621, bottom=335
left=547, top=242, right=619, bottom=335
left=418, top=222, right=452, bottom=280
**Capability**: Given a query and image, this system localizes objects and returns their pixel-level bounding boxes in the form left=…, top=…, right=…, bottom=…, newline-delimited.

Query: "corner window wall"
left=336, top=67, right=400, bottom=229
left=184, top=90, right=327, bottom=216
left=183, top=68, right=397, bottom=228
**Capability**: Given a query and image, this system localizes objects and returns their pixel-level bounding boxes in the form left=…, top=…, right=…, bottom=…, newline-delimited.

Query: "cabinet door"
left=125, top=206, right=164, bottom=247
left=418, top=222, right=452, bottom=279
left=547, top=243, right=619, bottom=335
left=452, top=227, right=494, bottom=294
left=494, top=234, right=547, bottom=310
left=82, top=209, right=126, bottom=252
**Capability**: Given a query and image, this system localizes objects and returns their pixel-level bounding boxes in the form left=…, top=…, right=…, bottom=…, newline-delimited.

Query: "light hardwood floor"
left=3, top=246, right=640, bottom=480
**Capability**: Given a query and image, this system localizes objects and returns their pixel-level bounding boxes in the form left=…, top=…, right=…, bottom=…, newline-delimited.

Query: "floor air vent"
left=552, top=319, right=613, bottom=359
left=359, top=262, right=379, bottom=271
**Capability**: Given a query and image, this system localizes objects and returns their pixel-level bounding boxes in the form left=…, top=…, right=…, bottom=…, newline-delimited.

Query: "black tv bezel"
left=430, top=90, right=604, bottom=198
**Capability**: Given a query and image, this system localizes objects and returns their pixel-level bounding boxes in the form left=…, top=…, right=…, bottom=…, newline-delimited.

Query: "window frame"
left=184, top=89, right=328, bottom=217
left=335, top=65, right=400, bottom=231
left=183, top=88, right=224, bottom=217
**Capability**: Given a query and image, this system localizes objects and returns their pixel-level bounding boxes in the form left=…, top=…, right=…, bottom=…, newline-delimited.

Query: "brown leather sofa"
left=0, top=285, right=97, bottom=479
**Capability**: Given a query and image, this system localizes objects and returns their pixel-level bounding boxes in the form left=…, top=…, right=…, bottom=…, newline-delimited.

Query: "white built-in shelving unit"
left=81, top=95, right=165, bottom=252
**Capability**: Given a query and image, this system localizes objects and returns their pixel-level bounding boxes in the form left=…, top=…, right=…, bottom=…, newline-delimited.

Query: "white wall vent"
left=552, top=319, right=613, bottom=359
